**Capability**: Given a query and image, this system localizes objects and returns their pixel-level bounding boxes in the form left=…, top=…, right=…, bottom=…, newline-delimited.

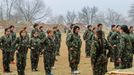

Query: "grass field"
left=0, top=33, right=133, bottom=75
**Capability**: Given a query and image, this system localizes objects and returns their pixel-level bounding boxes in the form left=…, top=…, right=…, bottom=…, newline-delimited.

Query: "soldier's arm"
left=119, top=36, right=125, bottom=58
left=107, top=32, right=112, bottom=41
left=105, top=39, right=112, bottom=58
left=0, top=36, right=4, bottom=49
left=12, top=37, right=19, bottom=50
left=83, top=30, right=88, bottom=40
left=109, top=32, right=116, bottom=45
left=66, top=34, right=73, bottom=48
left=90, top=41, right=97, bottom=63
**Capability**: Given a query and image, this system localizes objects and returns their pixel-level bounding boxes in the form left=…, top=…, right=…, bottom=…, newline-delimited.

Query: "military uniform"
left=31, top=28, right=39, bottom=38
left=107, top=30, right=115, bottom=62
left=91, top=38, right=110, bottom=75
left=66, top=33, right=82, bottom=72
left=130, top=32, right=134, bottom=53
left=14, top=36, right=29, bottom=75
left=10, top=31, right=16, bottom=62
left=39, top=30, right=46, bottom=55
left=0, top=35, right=12, bottom=72
left=29, top=37, right=41, bottom=71
left=42, top=37, right=55, bottom=75
left=119, top=33, right=133, bottom=69
left=109, top=31, right=121, bottom=68
left=83, top=29, right=93, bottom=57
left=54, top=30, right=61, bottom=56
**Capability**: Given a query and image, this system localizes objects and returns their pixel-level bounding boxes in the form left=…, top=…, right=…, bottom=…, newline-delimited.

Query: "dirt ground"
left=0, top=33, right=133, bottom=75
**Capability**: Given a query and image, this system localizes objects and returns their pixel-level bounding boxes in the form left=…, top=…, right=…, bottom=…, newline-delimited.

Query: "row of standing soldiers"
left=0, top=23, right=134, bottom=75
left=0, top=24, right=61, bottom=75
left=66, top=24, right=134, bottom=75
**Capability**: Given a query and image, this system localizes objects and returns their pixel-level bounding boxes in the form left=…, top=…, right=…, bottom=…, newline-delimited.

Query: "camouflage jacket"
left=107, top=30, right=114, bottom=42
left=83, top=29, right=93, bottom=44
left=31, top=28, right=39, bottom=38
left=130, top=33, right=134, bottom=50
left=29, top=37, right=41, bottom=49
left=109, top=31, right=120, bottom=45
left=0, top=35, right=13, bottom=52
left=42, top=37, right=56, bottom=53
left=39, top=30, right=46, bottom=40
left=119, top=33, right=133, bottom=58
left=66, top=33, right=82, bottom=49
left=53, top=31, right=61, bottom=43
left=13, top=36, right=29, bottom=50
left=91, top=38, right=110, bottom=64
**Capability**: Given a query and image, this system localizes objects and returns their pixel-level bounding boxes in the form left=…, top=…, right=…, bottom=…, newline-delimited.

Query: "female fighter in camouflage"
left=66, top=26, right=82, bottom=74
left=42, top=30, right=55, bottom=75
left=29, top=31, right=41, bottom=71
left=119, top=25, right=133, bottom=69
left=0, top=28, right=12, bottom=72
left=91, top=30, right=111, bottom=75
left=13, top=30, right=29, bottom=75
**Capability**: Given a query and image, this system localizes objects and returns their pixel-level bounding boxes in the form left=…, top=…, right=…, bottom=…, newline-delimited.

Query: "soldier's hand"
left=117, top=58, right=121, bottom=63
left=113, top=45, right=117, bottom=47
left=31, top=47, right=34, bottom=49
left=70, top=48, right=74, bottom=50
left=15, top=50, right=18, bottom=54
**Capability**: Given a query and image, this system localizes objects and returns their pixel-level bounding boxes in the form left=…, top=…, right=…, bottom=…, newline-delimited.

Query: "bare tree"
left=0, top=0, right=16, bottom=20
left=64, top=11, right=76, bottom=24
left=47, top=15, right=64, bottom=24
left=106, top=9, right=125, bottom=26
left=14, top=0, right=51, bottom=22
left=78, top=6, right=98, bottom=25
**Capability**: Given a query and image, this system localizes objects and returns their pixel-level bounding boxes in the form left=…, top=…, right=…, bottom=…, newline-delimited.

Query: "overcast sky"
left=44, top=0, right=134, bottom=16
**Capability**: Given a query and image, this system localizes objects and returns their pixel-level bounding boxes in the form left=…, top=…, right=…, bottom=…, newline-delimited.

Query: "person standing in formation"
left=107, top=25, right=116, bottom=62
left=42, top=30, right=55, bottom=75
left=9, top=25, right=16, bottom=64
left=13, top=30, right=29, bottom=75
left=39, top=26, right=46, bottom=55
left=83, top=25, right=93, bottom=58
left=0, top=28, right=12, bottom=73
left=91, top=30, right=111, bottom=75
left=29, top=31, right=41, bottom=71
left=66, top=26, right=82, bottom=74
left=109, top=25, right=121, bottom=69
left=119, top=25, right=133, bottom=69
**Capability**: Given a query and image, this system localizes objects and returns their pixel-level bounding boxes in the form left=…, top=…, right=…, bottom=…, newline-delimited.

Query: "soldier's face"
left=89, top=27, right=92, bottom=30
left=48, top=32, right=53, bottom=37
left=117, top=26, right=121, bottom=32
left=6, top=30, right=10, bottom=35
left=11, top=27, right=14, bottom=31
left=21, top=32, right=26, bottom=37
left=34, top=32, right=38, bottom=37
left=113, top=26, right=116, bottom=30
left=40, top=27, right=43, bottom=30
left=75, top=28, right=80, bottom=33
left=130, top=28, right=134, bottom=32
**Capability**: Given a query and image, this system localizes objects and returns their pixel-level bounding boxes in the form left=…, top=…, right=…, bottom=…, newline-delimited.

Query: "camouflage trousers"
left=91, top=60, right=108, bottom=75
left=16, top=52, right=27, bottom=75
left=85, top=42, right=91, bottom=57
left=44, top=51, right=54, bottom=74
left=30, top=48, right=40, bottom=70
left=56, top=42, right=61, bottom=56
left=68, top=48, right=80, bottom=71
left=121, top=57, right=133, bottom=69
left=2, top=50, right=11, bottom=72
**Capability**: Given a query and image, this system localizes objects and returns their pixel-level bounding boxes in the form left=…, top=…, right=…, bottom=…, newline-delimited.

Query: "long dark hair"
left=121, top=25, right=129, bottom=34
left=19, top=30, right=27, bottom=38
left=96, top=30, right=104, bottom=50
left=73, top=26, right=80, bottom=33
